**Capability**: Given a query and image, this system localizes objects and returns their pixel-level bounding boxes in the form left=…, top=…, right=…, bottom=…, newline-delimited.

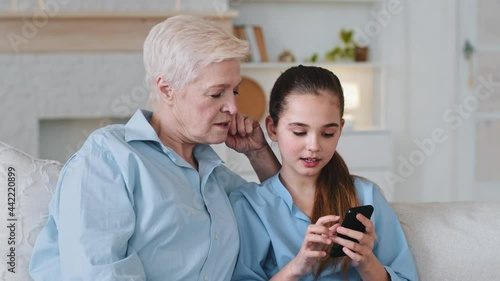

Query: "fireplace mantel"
left=0, top=10, right=238, bottom=53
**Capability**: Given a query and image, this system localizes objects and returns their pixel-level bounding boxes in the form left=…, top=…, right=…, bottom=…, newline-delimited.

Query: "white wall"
left=388, top=0, right=458, bottom=202
left=0, top=0, right=228, bottom=12
left=0, top=54, right=147, bottom=157
left=0, top=0, right=463, bottom=202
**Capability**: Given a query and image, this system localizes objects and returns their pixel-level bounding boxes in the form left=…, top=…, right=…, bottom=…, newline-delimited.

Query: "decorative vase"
left=354, top=46, right=369, bottom=62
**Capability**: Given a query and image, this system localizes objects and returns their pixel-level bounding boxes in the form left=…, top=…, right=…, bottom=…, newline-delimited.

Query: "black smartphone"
left=329, top=205, right=374, bottom=258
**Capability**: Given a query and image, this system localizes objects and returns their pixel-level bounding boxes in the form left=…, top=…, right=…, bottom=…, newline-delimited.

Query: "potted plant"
left=354, top=45, right=369, bottom=62
left=326, top=28, right=369, bottom=62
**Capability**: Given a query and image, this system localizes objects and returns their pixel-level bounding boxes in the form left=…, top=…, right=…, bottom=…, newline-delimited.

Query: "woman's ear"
left=265, top=115, right=278, bottom=142
left=156, top=76, right=175, bottom=105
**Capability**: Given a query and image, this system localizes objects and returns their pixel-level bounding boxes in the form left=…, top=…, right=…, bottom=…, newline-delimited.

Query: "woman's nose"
left=222, top=93, right=238, bottom=114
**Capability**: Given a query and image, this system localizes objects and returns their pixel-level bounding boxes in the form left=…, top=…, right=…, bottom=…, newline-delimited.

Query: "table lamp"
left=342, top=82, right=360, bottom=129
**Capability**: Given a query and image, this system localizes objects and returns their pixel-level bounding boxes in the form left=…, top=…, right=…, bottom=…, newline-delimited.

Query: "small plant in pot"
left=326, top=28, right=369, bottom=62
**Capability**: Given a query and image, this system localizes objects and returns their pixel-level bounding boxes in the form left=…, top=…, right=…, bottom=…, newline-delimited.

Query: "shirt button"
left=204, top=274, right=208, bottom=281
left=214, top=233, right=219, bottom=240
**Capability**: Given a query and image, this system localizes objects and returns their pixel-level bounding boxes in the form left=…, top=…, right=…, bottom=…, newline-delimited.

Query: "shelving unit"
left=0, top=10, right=239, bottom=19
left=241, top=61, right=383, bottom=70
left=241, top=60, right=385, bottom=128
left=232, top=0, right=383, bottom=3
left=229, top=0, right=394, bottom=199
left=240, top=65, right=384, bottom=128
left=234, top=0, right=386, bottom=128
left=0, top=10, right=238, bottom=52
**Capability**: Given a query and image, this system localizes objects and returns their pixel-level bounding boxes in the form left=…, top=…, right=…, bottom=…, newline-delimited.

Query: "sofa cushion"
left=392, top=201, right=500, bottom=281
left=2, top=139, right=500, bottom=281
left=0, top=141, right=62, bottom=281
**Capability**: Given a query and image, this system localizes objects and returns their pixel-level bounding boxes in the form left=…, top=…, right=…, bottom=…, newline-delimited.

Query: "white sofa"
left=1, top=140, right=500, bottom=281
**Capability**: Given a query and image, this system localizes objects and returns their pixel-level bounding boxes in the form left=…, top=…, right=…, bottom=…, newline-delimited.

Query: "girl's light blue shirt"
left=229, top=173, right=419, bottom=281
left=29, top=109, right=246, bottom=281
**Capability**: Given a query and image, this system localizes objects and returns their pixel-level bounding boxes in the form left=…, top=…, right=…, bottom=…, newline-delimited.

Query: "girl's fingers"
left=315, top=215, right=340, bottom=226
left=329, top=223, right=341, bottom=233
left=356, top=213, right=375, bottom=234
left=304, top=233, right=332, bottom=247
left=303, top=250, right=328, bottom=259
left=342, top=246, right=364, bottom=263
left=306, top=224, right=334, bottom=239
left=337, top=226, right=364, bottom=242
left=333, top=230, right=374, bottom=258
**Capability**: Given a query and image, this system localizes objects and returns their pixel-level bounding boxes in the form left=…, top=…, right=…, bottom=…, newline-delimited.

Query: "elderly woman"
left=29, top=15, right=280, bottom=281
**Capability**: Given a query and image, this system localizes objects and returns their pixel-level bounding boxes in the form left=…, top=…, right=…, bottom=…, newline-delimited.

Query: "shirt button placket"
left=203, top=274, right=209, bottom=281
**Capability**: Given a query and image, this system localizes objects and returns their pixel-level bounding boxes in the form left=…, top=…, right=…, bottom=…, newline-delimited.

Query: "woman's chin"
left=203, top=134, right=228, bottom=145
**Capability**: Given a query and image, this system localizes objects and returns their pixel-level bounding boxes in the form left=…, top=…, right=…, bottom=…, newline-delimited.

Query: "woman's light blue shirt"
left=29, top=109, right=246, bottom=281
left=229, top=173, right=418, bottom=281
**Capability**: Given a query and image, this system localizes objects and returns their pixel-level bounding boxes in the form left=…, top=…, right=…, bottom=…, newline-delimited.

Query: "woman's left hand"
left=225, top=113, right=267, bottom=154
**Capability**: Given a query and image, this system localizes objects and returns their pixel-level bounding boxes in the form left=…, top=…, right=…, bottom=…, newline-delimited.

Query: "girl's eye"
left=233, top=90, right=239, bottom=95
left=210, top=93, right=222, bottom=98
left=293, top=132, right=306, bottom=136
left=323, top=133, right=334, bottom=137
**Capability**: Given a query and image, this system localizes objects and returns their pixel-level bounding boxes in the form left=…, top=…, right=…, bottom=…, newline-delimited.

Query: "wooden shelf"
left=0, top=10, right=238, bottom=53
left=241, top=61, right=383, bottom=70
left=232, top=0, right=382, bottom=3
left=0, top=10, right=239, bottom=19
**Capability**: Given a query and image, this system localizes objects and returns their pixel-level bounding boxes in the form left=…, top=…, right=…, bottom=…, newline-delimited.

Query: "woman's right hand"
left=272, top=215, right=340, bottom=280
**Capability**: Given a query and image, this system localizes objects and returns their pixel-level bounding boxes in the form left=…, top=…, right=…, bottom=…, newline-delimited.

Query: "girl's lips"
left=301, top=157, right=320, bottom=168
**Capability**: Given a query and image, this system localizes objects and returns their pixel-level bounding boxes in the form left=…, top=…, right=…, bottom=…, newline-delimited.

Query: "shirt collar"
left=194, top=144, right=223, bottom=164
left=270, top=172, right=310, bottom=222
left=270, top=173, right=294, bottom=211
left=124, top=109, right=163, bottom=145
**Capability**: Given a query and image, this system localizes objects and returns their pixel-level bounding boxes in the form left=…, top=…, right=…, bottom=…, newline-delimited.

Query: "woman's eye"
left=233, top=90, right=239, bottom=95
left=293, top=132, right=306, bottom=136
left=210, top=93, right=222, bottom=98
left=323, top=133, right=334, bottom=137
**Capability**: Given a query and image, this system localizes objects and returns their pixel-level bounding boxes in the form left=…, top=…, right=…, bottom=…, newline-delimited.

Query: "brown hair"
left=268, top=65, right=360, bottom=278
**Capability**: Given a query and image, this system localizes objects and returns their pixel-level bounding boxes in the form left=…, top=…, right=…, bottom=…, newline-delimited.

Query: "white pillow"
left=0, top=141, right=62, bottom=281
left=392, top=201, right=500, bottom=281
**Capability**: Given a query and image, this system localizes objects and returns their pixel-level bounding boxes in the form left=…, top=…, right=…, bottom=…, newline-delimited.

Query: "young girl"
left=229, top=65, right=418, bottom=281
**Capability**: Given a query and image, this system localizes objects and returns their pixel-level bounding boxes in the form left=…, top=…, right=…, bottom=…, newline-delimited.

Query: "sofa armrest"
left=0, top=141, right=62, bottom=280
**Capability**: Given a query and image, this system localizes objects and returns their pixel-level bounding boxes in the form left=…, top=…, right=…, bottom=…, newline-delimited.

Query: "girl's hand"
left=287, top=215, right=340, bottom=277
left=333, top=213, right=390, bottom=281
left=333, top=213, right=378, bottom=269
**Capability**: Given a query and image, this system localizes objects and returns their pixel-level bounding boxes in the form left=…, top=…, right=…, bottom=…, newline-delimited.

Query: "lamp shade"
left=343, top=83, right=361, bottom=111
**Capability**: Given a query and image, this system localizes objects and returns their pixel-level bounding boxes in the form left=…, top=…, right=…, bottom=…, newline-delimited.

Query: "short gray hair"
left=143, top=15, right=249, bottom=109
